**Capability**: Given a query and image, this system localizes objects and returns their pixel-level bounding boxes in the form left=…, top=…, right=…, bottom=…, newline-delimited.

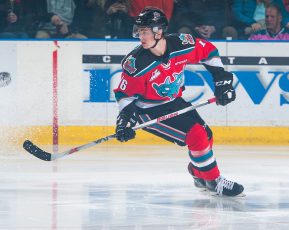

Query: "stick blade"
left=23, top=140, right=52, bottom=161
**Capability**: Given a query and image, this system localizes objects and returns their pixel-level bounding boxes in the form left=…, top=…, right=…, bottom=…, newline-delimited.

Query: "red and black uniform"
left=114, top=33, right=224, bottom=180
left=115, top=34, right=221, bottom=106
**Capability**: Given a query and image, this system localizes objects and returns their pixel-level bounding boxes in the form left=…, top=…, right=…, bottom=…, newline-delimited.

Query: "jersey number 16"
left=119, top=79, right=128, bottom=90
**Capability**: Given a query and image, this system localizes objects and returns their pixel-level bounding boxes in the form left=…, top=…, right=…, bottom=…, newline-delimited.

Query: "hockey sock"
left=186, top=124, right=220, bottom=181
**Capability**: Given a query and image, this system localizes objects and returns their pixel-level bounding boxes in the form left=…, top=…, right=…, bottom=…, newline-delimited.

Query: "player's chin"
left=141, top=43, right=150, bottom=49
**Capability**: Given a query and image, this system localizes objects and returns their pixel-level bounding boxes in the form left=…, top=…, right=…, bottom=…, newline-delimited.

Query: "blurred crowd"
left=0, top=0, right=288, bottom=40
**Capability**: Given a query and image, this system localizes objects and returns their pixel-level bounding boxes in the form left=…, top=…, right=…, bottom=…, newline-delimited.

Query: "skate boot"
left=187, top=162, right=206, bottom=190
left=205, top=176, right=245, bottom=197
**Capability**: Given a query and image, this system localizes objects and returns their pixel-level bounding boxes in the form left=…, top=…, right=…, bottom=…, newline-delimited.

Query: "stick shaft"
left=24, top=97, right=215, bottom=161
left=51, top=134, right=116, bottom=160
left=54, top=97, right=215, bottom=159
left=134, top=97, right=216, bottom=130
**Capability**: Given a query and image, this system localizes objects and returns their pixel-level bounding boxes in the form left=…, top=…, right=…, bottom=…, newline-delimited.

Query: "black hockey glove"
left=214, top=71, right=236, bottom=106
left=116, top=103, right=137, bottom=142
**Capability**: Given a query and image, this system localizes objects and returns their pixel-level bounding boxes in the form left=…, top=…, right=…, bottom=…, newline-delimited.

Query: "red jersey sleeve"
left=114, top=72, right=146, bottom=102
left=188, top=38, right=221, bottom=64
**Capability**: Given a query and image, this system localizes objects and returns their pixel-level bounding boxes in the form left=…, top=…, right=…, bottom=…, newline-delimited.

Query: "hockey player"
left=114, top=7, right=244, bottom=197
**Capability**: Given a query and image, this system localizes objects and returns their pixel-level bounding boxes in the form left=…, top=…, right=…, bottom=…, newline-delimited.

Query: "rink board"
left=4, top=126, right=289, bottom=146
left=0, top=40, right=288, bottom=146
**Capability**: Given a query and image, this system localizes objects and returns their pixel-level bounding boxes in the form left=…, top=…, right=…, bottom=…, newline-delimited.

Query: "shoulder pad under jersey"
left=121, top=45, right=158, bottom=77
left=166, top=33, right=196, bottom=49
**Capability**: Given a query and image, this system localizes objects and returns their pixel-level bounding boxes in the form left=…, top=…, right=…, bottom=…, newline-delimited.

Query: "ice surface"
left=0, top=145, right=289, bottom=230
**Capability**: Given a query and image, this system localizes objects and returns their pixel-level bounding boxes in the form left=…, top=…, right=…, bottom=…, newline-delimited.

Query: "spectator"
left=232, top=0, right=271, bottom=39
left=104, top=0, right=174, bottom=39
left=271, top=0, right=289, bottom=28
left=21, top=0, right=47, bottom=38
left=0, top=0, right=29, bottom=38
left=35, top=13, right=69, bottom=38
left=249, top=3, right=289, bottom=40
left=71, top=0, right=106, bottom=38
left=244, top=0, right=272, bottom=35
left=128, top=0, right=174, bottom=21
left=35, top=0, right=77, bottom=38
left=104, top=0, right=132, bottom=38
left=169, top=0, right=237, bottom=39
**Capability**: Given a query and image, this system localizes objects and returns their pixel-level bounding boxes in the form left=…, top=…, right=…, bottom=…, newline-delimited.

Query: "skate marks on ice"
left=0, top=145, right=289, bottom=229
left=1, top=182, right=288, bottom=229
left=81, top=182, right=289, bottom=229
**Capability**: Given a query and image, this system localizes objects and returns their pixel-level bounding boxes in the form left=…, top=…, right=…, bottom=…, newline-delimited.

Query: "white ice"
left=1, top=145, right=289, bottom=230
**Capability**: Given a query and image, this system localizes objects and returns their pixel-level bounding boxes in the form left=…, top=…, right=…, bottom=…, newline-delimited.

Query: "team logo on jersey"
left=161, top=60, right=171, bottom=70
left=152, top=71, right=184, bottom=99
left=179, top=34, right=195, bottom=45
left=123, top=55, right=137, bottom=74
left=150, top=69, right=161, bottom=82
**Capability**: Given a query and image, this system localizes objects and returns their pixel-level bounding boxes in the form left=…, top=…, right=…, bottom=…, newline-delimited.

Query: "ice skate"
left=187, top=162, right=206, bottom=191
left=205, top=176, right=245, bottom=197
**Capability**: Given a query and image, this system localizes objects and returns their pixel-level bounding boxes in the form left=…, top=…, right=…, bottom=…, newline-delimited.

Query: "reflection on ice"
left=0, top=145, right=289, bottom=229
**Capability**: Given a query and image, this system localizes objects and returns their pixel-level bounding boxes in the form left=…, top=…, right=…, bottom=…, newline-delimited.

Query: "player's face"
left=138, top=28, right=156, bottom=49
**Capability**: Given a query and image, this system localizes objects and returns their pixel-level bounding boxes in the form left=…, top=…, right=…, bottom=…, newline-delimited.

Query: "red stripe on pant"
left=186, top=123, right=220, bottom=181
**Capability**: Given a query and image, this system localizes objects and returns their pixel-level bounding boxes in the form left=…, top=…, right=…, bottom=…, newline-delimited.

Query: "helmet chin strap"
left=150, top=34, right=161, bottom=49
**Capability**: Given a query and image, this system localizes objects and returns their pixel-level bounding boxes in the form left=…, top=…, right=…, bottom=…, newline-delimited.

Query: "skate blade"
left=210, top=191, right=246, bottom=198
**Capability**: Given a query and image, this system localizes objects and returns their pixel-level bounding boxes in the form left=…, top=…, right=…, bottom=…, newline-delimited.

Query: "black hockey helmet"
left=132, top=7, right=169, bottom=38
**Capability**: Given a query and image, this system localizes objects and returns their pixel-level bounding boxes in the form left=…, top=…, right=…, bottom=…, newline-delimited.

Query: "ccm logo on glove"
left=215, top=80, right=232, bottom=86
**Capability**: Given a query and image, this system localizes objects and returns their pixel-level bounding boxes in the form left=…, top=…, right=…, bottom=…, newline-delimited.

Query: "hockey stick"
left=23, top=97, right=216, bottom=161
